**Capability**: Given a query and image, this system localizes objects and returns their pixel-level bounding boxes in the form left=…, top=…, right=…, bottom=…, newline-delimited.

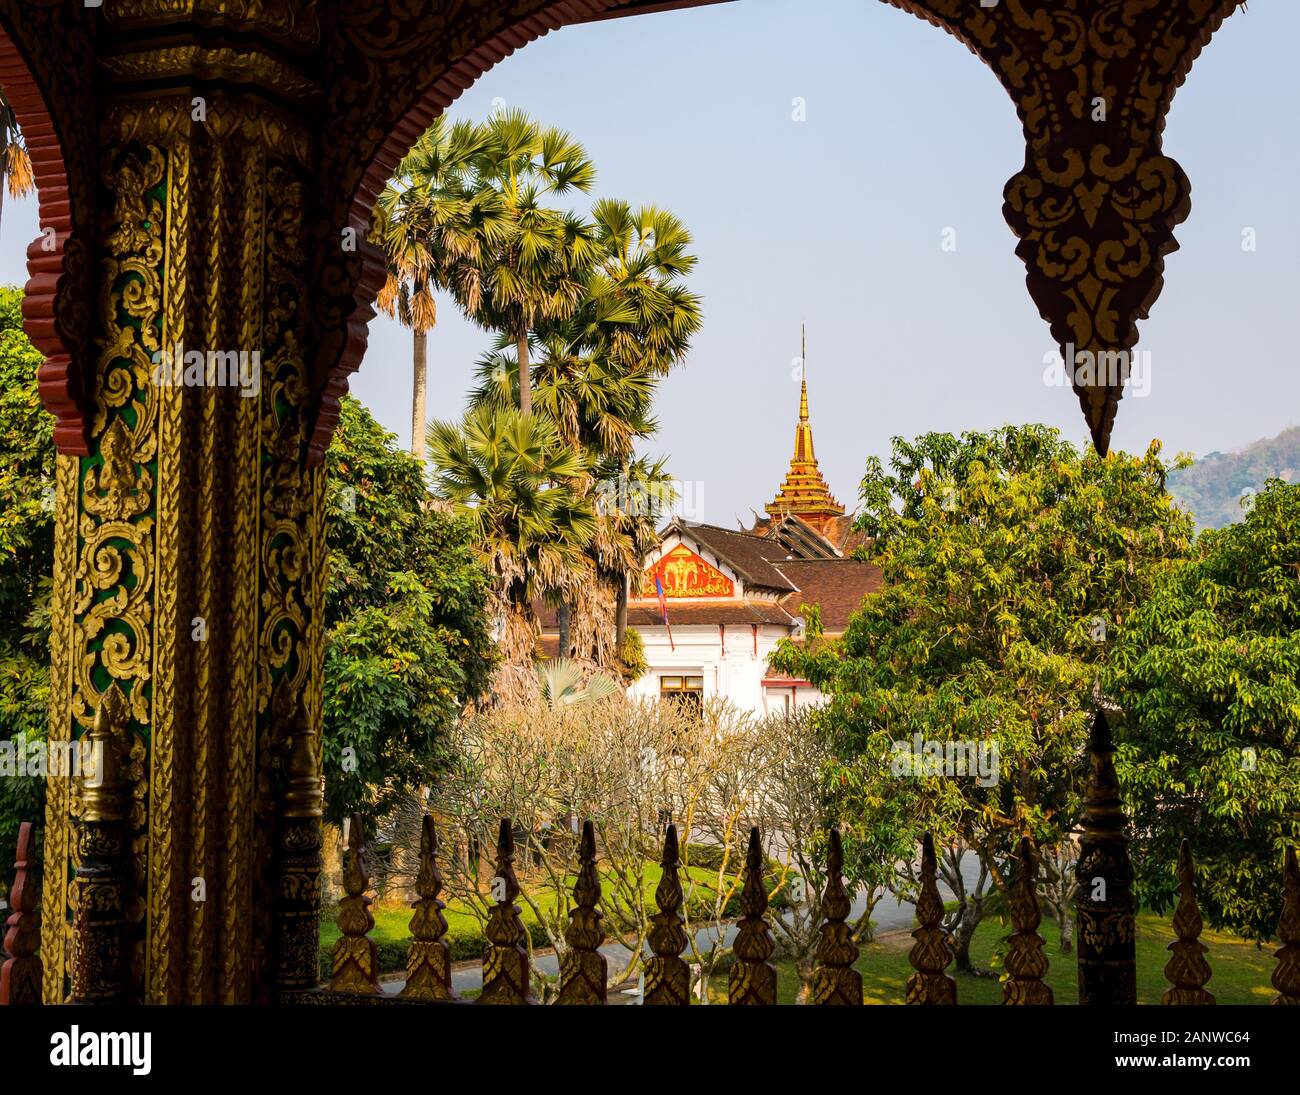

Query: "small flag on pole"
left=655, top=572, right=674, bottom=651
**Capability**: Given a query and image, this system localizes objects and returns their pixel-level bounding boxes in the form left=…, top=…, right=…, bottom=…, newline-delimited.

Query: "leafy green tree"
left=320, top=396, right=494, bottom=826
left=0, top=286, right=52, bottom=861
left=1108, top=479, right=1300, bottom=940
left=771, top=424, right=1195, bottom=969
left=428, top=404, right=595, bottom=704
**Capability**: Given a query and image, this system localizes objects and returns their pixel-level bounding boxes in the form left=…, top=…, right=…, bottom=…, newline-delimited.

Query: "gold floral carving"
left=41, top=454, right=79, bottom=1002
left=100, top=47, right=321, bottom=103
left=103, top=97, right=313, bottom=166
left=884, top=0, right=1243, bottom=452
left=47, top=147, right=169, bottom=1003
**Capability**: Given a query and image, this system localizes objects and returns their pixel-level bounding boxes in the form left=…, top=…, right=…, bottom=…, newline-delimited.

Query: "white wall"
left=629, top=623, right=828, bottom=716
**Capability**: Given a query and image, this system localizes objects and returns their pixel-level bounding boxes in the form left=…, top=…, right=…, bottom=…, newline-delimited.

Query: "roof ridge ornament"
left=765, top=326, right=845, bottom=529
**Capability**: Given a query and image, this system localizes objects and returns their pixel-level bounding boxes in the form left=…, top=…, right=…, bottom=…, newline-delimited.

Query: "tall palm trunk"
left=491, top=585, right=541, bottom=706
left=516, top=329, right=531, bottom=416
left=568, top=570, right=619, bottom=670
left=556, top=602, right=572, bottom=657
left=411, top=327, right=428, bottom=459
left=615, top=576, right=628, bottom=652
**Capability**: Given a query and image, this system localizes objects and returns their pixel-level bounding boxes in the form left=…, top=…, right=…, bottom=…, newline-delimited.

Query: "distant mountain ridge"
left=1167, top=426, right=1300, bottom=530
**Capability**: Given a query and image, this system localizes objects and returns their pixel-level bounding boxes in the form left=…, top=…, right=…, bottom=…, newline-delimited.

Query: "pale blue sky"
left=3, top=0, right=1296, bottom=524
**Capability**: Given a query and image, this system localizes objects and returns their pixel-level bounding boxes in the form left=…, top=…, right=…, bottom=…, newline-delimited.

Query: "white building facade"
left=625, top=524, right=831, bottom=716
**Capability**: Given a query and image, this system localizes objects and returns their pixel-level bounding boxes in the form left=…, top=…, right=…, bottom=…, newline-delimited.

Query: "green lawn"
left=707, top=912, right=1278, bottom=1005
left=320, top=862, right=737, bottom=972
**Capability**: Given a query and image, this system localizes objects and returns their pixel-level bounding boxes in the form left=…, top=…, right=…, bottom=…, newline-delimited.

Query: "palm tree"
left=468, top=334, right=660, bottom=664
left=428, top=404, right=596, bottom=705
left=577, top=200, right=703, bottom=379
left=536, top=658, right=617, bottom=709
left=466, top=199, right=702, bottom=669
left=558, top=201, right=704, bottom=660
left=375, top=118, right=501, bottom=459
left=0, top=91, right=34, bottom=234
left=454, top=110, right=600, bottom=416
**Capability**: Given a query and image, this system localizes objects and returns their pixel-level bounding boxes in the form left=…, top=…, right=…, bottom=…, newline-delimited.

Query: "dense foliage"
left=771, top=425, right=1195, bottom=898
left=1109, top=478, right=1300, bottom=940
left=402, top=113, right=701, bottom=688
left=321, top=397, right=494, bottom=825
left=0, top=286, right=52, bottom=860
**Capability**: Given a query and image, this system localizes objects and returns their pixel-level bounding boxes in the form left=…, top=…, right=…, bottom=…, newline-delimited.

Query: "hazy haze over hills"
left=1168, top=426, right=1300, bottom=530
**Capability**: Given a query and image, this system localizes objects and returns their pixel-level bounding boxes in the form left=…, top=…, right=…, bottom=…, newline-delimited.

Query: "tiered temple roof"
left=763, top=349, right=845, bottom=537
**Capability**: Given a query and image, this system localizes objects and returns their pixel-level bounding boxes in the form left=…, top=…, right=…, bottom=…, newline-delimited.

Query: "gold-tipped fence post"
left=905, top=832, right=956, bottom=1005
left=399, top=815, right=457, bottom=1001
left=1003, top=835, right=1052, bottom=1005
left=478, top=819, right=535, bottom=1005
left=328, top=813, right=381, bottom=994
left=810, top=827, right=861, bottom=1005
left=557, top=819, right=607, bottom=1004
left=644, top=824, right=689, bottom=1005
left=728, top=826, right=776, bottom=1005
left=1162, top=840, right=1214, bottom=1005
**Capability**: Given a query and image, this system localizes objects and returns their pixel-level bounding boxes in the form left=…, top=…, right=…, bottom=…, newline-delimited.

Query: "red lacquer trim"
left=0, top=27, right=85, bottom=454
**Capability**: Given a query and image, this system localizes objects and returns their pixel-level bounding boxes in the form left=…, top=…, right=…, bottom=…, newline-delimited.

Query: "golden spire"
left=765, top=325, right=844, bottom=528
left=799, top=324, right=809, bottom=423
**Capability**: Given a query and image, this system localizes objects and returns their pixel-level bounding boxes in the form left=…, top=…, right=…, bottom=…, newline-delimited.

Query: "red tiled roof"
left=674, top=522, right=798, bottom=592
left=774, top=558, right=883, bottom=632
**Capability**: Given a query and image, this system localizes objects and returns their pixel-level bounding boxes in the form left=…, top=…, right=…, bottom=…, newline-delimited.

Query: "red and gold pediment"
left=643, top=544, right=734, bottom=599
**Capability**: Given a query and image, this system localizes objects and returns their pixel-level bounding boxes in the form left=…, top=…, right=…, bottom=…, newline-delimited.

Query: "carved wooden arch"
left=310, top=0, right=1247, bottom=462
left=0, top=4, right=98, bottom=455
left=306, top=0, right=636, bottom=464
left=884, top=0, right=1246, bottom=454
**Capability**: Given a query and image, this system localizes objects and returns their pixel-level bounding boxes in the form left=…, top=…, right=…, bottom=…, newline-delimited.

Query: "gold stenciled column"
left=40, top=1, right=327, bottom=1004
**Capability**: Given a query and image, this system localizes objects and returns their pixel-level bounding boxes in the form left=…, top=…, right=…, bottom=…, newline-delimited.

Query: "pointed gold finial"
left=328, top=813, right=380, bottom=994
left=906, top=833, right=956, bottom=1005
left=728, top=827, right=777, bottom=1004
left=478, top=819, right=535, bottom=1004
left=765, top=325, right=843, bottom=530
left=811, top=828, right=862, bottom=1005
left=400, top=815, right=457, bottom=1001
left=645, top=824, right=689, bottom=1005
left=1004, top=835, right=1053, bottom=1004
left=557, top=819, right=607, bottom=1004
left=799, top=323, right=809, bottom=422
left=1162, top=839, right=1214, bottom=1005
